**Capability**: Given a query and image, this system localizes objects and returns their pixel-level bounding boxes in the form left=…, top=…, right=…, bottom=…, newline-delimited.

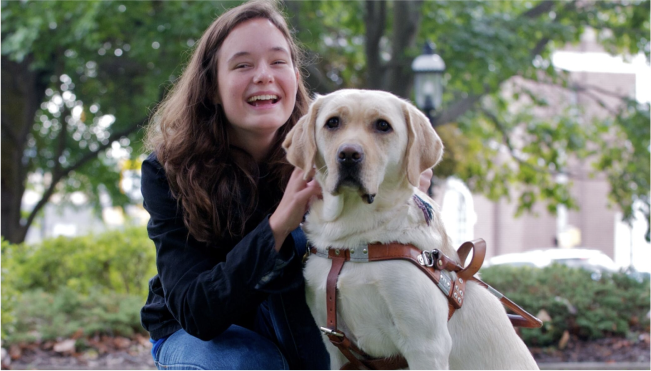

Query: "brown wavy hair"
left=144, top=0, right=311, bottom=241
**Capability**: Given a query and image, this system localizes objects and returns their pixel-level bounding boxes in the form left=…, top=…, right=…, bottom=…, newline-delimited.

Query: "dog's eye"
left=375, top=119, right=392, bottom=132
left=325, top=117, right=340, bottom=129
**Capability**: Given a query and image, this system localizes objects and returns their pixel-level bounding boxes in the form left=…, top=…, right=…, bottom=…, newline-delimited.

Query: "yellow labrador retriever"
left=283, top=89, right=538, bottom=369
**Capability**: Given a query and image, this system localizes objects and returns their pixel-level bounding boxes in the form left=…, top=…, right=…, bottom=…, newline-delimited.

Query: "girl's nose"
left=253, top=65, right=274, bottom=84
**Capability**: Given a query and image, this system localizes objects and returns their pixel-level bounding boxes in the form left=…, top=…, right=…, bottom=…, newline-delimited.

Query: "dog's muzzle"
left=334, top=143, right=375, bottom=204
left=335, top=143, right=364, bottom=189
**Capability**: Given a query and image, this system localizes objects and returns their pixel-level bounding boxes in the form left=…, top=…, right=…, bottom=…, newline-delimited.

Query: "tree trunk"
left=364, top=0, right=423, bottom=98
left=283, top=0, right=335, bottom=94
left=365, top=0, right=386, bottom=90
left=1, top=55, right=48, bottom=244
left=385, top=0, right=423, bottom=98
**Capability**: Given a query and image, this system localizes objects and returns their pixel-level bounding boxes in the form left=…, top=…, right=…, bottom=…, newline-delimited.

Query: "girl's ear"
left=283, top=97, right=322, bottom=179
left=403, top=101, right=444, bottom=187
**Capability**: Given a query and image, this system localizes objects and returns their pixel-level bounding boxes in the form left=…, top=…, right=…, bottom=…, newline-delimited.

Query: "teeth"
left=247, top=94, right=278, bottom=102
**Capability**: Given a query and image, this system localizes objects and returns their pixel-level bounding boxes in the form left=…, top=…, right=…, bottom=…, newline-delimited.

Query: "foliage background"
left=481, top=264, right=650, bottom=347
left=1, top=0, right=649, bottom=356
left=2, top=0, right=649, bottom=244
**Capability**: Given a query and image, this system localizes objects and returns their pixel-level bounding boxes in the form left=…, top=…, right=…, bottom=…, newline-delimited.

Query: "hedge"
left=480, top=264, right=650, bottom=346
left=2, top=231, right=649, bottom=347
left=1, top=227, right=156, bottom=342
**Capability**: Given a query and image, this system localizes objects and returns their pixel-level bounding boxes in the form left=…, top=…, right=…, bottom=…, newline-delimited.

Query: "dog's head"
left=283, top=89, right=443, bottom=204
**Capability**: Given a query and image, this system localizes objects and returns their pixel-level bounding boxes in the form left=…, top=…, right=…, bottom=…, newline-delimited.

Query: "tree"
left=2, top=0, right=649, bottom=244
left=1, top=1, right=235, bottom=243
left=284, top=0, right=650, bottom=239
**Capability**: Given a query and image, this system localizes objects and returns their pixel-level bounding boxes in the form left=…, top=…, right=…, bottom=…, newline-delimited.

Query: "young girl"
left=141, top=1, right=328, bottom=369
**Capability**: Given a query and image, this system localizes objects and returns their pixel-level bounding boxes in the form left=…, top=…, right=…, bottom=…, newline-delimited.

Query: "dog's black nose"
left=337, top=144, right=364, bottom=166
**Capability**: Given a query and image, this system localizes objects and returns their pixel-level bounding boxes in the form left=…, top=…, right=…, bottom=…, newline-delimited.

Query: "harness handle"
left=469, top=278, right=543, bottom=329
left=455, top=239, right=542, bottom=328
left=456, top=239, right=486, bottom=281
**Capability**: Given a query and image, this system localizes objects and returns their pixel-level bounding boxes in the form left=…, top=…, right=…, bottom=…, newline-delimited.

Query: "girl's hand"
left=419, top=168, right=433, bottom=194
left=269, top=168, right=322, bottom=251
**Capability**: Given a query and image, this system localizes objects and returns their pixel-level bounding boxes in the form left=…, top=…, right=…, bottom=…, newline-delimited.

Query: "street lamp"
left=411, top=41, right=446, bottom=124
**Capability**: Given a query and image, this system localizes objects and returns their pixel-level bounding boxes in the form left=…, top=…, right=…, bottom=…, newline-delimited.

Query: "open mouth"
left=247, top=94, right=279, bottom=107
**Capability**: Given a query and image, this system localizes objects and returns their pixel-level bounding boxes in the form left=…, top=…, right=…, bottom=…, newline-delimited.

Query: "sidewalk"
left=8, top=362, right=651, bottom=371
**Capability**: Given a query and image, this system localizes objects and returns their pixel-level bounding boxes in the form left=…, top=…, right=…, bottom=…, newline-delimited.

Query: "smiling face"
left=217, top=18, right=299, bottom=148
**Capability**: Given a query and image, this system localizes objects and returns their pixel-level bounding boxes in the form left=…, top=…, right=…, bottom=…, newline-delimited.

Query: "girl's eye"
left=273, top=60, right=287, bottom=65
left=325, top=117, right=340, bottom=129
left=376, top=119, right=392, bottom=132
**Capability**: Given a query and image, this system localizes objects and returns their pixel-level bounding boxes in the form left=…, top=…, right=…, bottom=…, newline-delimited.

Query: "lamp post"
left=411, top=42, right=446, bottom=124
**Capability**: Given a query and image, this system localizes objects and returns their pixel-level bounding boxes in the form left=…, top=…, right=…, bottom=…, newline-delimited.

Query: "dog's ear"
left=403, top=101, right=444, bottom=187
left=283, top=97, right=322, bottom=178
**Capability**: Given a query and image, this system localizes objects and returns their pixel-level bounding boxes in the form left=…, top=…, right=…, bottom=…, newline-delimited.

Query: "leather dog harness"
left=308, top=238, right=542, bottom=370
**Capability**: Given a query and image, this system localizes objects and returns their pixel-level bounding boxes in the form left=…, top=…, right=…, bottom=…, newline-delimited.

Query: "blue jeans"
left=152, top=291, right=330, bottom=370
left=153, top=327, right=288, bottom=370
left=152, top=228, right=330, bottom=370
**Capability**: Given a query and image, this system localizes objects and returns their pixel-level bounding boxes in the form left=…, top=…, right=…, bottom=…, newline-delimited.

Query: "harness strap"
left=324, top=254, right=392, bottom=369
left=314, top=239, right=542, bottom=370
left=341, top=355, right=409, bottom=370
left=326, top=256, right=345, bottom=331
left=365, top=242, right=466, bottom=311
left=469, top=279, right=543, bottom=328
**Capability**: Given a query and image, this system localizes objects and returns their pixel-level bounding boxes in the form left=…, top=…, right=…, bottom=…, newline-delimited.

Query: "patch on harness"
left=413, top=194, right=433, bottom=226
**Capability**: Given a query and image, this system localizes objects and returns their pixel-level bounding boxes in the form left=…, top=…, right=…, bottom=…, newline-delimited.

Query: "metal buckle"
left=417, top=249, right=442, bottom=267
left=420, top=250, right=434, bottom=267
left=320, top=327, right=344, bottom=337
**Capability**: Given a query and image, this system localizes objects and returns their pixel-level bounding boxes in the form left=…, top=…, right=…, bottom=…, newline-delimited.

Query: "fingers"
left=298, top=179, right=322, bottom=210
left=298, top=178, right=321, bottom=199
left=419, top=168, right=433, bottom=193
left=287, top=167, right=312, bottom=191
left=269, top=168, right=321, bottom=251
left=304, top=167, right=316, bottom=180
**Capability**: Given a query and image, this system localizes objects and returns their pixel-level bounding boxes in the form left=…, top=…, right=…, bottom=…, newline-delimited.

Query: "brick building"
left=438, top=29, right=650, bottom=271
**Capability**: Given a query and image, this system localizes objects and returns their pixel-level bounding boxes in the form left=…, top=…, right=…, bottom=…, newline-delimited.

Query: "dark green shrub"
left=1, top=227, right=156, bottom=344
left=6, top=287, right=145, bottom=343
left=480, top=264, right=650, bottom=347
left=4, top=226, right=156, bottom=296
left=2, top=238, right=20, bottom=338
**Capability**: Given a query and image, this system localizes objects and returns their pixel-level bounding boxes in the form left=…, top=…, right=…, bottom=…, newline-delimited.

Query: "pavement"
left=3, top=362, right=651, bottom=371
left=539, top=362, right=651, bottom=370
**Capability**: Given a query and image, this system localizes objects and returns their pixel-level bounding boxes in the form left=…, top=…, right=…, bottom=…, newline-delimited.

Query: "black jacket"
left=140, top=153, right=305, bottom=341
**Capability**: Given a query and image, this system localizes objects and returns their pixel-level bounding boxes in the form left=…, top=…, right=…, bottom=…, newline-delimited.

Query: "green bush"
left=2, top=238, right=20, bottom=339
left=6, top=287, right=145, bottom=344
left=4, top=226, right=156, bottom=296
left=480, top=264, right=650, bottom=347
left=1, top=227, right=156, bottom=344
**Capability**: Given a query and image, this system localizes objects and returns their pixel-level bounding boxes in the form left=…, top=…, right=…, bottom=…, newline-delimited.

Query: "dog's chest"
left=303, top=198, right=438, bottom=250
left=302, top=192, right=456, bottom=356
left=304, top=257, right=422, bottom=356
